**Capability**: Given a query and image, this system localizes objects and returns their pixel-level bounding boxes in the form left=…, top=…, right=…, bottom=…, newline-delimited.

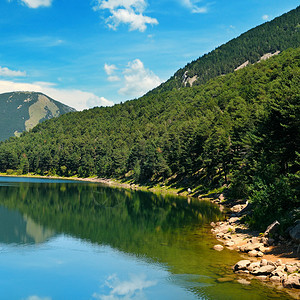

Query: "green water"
left=0, top=176, right=293, bottom=299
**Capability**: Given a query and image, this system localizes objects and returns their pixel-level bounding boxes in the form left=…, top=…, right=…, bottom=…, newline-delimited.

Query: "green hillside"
left=0, top=92, right=76, bottom=141
left=150, top=5, right=300, bottom=94
left=0, top=47, right=299, bottom=229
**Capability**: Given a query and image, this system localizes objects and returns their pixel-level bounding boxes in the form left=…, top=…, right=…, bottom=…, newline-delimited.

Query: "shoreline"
left=1, top=173, right=299, bottom=294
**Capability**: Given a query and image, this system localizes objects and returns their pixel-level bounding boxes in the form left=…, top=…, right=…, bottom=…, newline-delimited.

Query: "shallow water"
left=0, top=176, right=293, bottom=299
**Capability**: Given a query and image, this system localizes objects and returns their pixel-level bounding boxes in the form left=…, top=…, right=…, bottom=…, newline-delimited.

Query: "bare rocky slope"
left=0, top=91, right=76, bottom=141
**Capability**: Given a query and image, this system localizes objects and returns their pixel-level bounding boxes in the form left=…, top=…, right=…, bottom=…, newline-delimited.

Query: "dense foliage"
left=151, top=6, right=300, bottom=93
left=0, top=47, right=299, bottom=229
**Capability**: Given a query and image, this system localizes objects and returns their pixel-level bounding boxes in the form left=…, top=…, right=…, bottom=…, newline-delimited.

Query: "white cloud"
left=24, top=296, right=52, bottom=300
left=104, top=63, right=118, bottom=76
left=180, top=0, right=207, bottom=13
left=107, top=75, right=121, bottom=82
left=0, top=80, right=114, bottom=110
left=21, top=0, right=52, bottom=8
left=0, top=66, right=26, bottom=77
left=262, top=14, right=269, bottom=20
left=118, top=59, right=161, bottom=97
left=93, top=274, right=157, bottom=300
left=104, top=64, right=121, bottom=81
left=94, top=0, right=158, bottom=32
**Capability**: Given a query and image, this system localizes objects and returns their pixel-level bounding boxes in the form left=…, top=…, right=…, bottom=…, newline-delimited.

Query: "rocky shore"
left=210, top=196, right=300, bottom=296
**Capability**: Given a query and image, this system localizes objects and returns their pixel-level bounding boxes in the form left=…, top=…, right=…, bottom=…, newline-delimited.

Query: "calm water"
left=0, top=176, right=293, bottom=300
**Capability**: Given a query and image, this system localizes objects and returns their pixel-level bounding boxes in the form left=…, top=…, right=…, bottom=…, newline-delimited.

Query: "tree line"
left=0, top=48, right=299, bottom=230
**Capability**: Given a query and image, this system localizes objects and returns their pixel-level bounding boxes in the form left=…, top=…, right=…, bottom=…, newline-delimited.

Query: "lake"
left=0, top=176, right=293, bottom=299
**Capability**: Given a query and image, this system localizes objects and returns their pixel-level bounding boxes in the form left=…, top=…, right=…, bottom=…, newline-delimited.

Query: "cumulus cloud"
left=21, top=0, right=52, bottom=8
left=0, top=66, right=26, bottom=77
left=104, top=63, right=120, bottom=81
left=118, top=59, right=161, bottom=97
left=180, top=0, right=207, bottom=13
left=92, top=273, right=157, bottom=300
left=0, top=80, right=113, bottom=110
left=262, top=14, right=269, bottom=20
left=94, top=0, right=158, bottom=32
left=104, top=63, right=118, bottom=75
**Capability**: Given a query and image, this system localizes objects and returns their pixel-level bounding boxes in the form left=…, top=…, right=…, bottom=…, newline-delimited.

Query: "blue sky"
left=0, top=0, right=299, bottom=110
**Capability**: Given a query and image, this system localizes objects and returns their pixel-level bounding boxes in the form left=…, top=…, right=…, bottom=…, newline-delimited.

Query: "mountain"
left=0, top=8, right=299, bottom=230
left=150, top=5, right=300, bottom=94
left=0, top=92, right=76, bottom=141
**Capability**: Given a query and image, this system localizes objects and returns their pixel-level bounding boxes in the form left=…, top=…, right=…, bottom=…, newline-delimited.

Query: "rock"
left=271, top=268, right=287, bottom=281
left=237, top=278, right=251, bottom=285
left=256, top=251, right=264, bottom=257
left=275, top=259, right=282, bottom=266
left=267, top=238, right=275, bottom=246
left=228, top=217, right=240, bottom=224
left=216, top=233, right=224, bottom=239
left=210, top=222, right=216, bottom=228
left=289, top=222, right=300, bottom=243
left=264, top=220, right=280, bottom=236
left=285, top=264, right=298, bottom=274
left=252, top=265, right=276, bottom=276
left=213, top=244, right=224, bottom=251
left=260, top=259, right=268, bottom=266
left=247, top=262, right=260, bottom=272
left=270, top=276, right=282, bottom=283
left=225, top=241, right=235, bottom=247
left=283, top=273, right=300, bottom=289
left=244, top=242, right=264, bottom=252
left=248, top=250, right=258, bottom=257
left=235, top=270, right=250, bottom=274
left=256, top=275, right=268, bottom=281
left=231, top=204, right=244, bottom=213
left=234, top=260, right=251, bottom=271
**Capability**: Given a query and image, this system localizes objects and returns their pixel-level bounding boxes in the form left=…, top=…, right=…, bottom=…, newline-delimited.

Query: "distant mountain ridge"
left=150, top=5, right=300, bottom=94
left=0, top=91, right=76, bottom=141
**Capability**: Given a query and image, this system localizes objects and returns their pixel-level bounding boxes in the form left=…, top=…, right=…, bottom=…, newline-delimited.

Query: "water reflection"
left=0, top=206, right=55, bottom=245
left=0, top=177, right=293, bottom=300
left=0, top=178, right=222, bottom=254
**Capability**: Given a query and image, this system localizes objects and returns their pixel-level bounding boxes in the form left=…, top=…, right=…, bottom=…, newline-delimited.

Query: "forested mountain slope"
left=150, top=6, right=300, bottom=94
left=0, top=48, right=299, bottom=231
left=0, top=92, right=75, bottom=141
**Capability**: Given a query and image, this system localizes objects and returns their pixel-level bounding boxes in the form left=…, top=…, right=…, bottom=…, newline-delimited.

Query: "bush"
left=6, top=169, right=14, bottom=175
left=249, top=176, right=298, bottom=230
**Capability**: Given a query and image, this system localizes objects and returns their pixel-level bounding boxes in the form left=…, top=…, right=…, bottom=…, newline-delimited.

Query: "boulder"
left=270, top=276, right=281, bottom=283
left=247, top=262, right=260, bottom=272
left=256, top=251, right=264, bottom=257
left=275, top=259, right=282, bottom=266
left=228, top=217, right=240, bottom=224
left=244, top=242, right=264, bottom=252
left=231, top=204, right=244, bottom=213
left=225, top=241, right=235, bottom=247
left=234, top=260, right=251, bottom=271
left=248, top=250, right=258, bottom=257
left=237, top=278, right=251, bottom=285
left=213, top=244, right=224, bottom=251
left=260, top=259, right=268, bottom=266
left=283, top=273, right=300, bottom=289
left=252, top=265, right=276, bottom=276
left=289, top=222, right=300, bottom=243
left=285, top=264, right=298, bottom=274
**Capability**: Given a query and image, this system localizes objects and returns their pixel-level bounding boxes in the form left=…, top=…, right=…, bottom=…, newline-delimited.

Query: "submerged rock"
left=213, top=244, right=224, bottom=251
